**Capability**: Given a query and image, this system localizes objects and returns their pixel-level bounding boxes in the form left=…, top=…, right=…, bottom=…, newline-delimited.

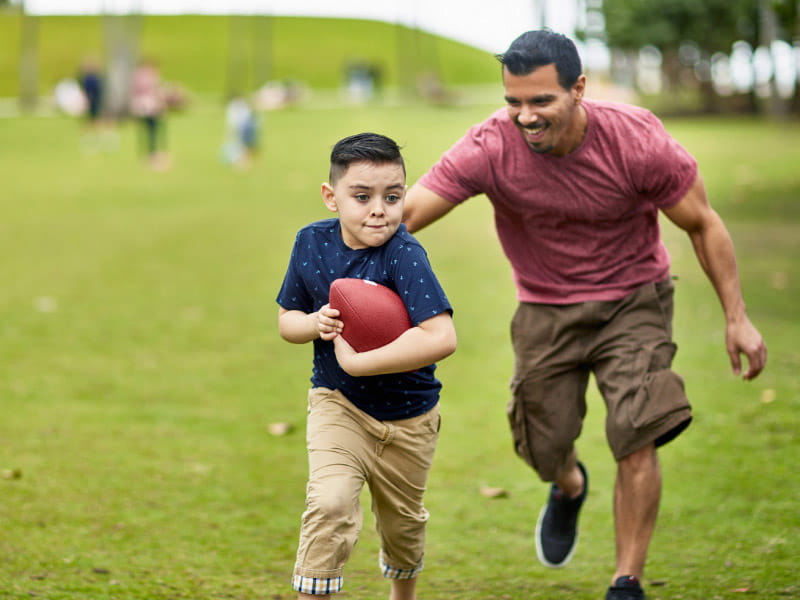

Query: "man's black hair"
left=496, top=29, right=582, bottom=90
left=329, top=132, right=405, bottom=184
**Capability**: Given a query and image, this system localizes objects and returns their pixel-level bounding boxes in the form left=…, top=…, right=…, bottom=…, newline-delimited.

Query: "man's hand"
left=726, top=317, right=767, bottom=380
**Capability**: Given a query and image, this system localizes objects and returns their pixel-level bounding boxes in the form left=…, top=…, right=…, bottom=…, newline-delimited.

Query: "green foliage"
left=603, top=0, right=760, bottom=53
left=0, top=105, right=798, bottom=599
left=0, top=14, right=499, bottom=98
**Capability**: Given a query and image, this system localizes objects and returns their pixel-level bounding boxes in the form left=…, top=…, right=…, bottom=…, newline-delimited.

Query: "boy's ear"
left=321, top=182, right=337, bottom=212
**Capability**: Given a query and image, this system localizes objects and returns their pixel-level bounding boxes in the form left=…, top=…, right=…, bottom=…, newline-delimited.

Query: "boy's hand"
left=317, top=304, right=343, bottom=341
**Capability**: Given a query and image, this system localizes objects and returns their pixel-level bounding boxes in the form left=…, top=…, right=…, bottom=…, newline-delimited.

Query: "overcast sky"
left=23, top=0, right=580, bottom=54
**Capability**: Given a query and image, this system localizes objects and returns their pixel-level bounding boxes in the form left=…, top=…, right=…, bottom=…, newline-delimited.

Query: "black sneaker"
left=605, top=575, right=645, bottom=600
left=534, top=461, right=588, bottom=568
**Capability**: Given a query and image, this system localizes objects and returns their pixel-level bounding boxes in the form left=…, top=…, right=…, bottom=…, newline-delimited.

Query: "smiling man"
left=402, top=29, right=766, bottom=600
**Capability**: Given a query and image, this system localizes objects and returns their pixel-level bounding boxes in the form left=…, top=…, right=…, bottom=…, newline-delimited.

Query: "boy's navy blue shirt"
left=277, top=218, right=452, bottom=421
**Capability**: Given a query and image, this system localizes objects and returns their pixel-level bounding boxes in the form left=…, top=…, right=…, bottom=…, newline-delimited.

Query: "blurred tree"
left=602, top=0, right=760, bottom=112
left=18, top=3, right=38, bottom=112
left=104, top=14, right=142, bottom=118
left=771, top=0, right=799, bottom=113
left=600, top=0, right=800, bottom=117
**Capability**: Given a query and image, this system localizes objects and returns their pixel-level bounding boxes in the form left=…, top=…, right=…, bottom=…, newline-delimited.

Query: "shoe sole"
left=534, top=503, right=579, bottom=569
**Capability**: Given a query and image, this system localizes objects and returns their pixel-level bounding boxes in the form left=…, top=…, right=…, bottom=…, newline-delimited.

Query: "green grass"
left=1, top=103, right=798, bottom=600
left=0, top=13, right=500, bottom=98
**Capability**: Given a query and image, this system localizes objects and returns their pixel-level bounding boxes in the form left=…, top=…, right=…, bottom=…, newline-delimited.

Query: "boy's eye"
left=355, top=194, right=369, bottom=202
left=385, top=195, right=400, bottom=203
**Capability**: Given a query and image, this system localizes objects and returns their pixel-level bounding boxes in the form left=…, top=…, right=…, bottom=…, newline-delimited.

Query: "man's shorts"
left=507, top=278, right=692, bottom=481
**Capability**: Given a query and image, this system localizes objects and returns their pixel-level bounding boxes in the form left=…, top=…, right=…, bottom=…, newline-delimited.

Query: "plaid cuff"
left=379, top=552, right=424, bottom=580
left=292, top=574, right=343, bottom=595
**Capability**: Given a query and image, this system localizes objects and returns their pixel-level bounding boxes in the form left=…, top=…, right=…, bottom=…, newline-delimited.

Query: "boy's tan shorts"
left=293, top=387, right=440, bottom=594
left=507, top=278, right=692, bottom=481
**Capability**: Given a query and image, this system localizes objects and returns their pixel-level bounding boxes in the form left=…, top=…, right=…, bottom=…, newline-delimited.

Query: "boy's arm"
left=332, top=312, right=456, bottom=377
left=278, top=305, right=343, bottom=344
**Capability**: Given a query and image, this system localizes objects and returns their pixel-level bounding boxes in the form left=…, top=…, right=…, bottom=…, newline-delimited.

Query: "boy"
left=276, top=132, right=457, bottom=600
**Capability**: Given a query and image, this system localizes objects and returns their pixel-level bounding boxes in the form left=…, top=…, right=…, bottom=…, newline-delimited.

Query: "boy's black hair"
left=496, top=29, right=582, bottom=90
left=329, top=132, right=405, bottom=184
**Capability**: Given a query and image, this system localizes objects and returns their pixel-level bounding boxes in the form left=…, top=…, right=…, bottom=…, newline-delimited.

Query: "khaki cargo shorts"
left=292, top=387, right=440, bottom=595
left=507, top=278, right=692, bottom=481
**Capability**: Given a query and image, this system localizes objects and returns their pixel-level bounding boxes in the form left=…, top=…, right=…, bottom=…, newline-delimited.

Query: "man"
left=402, top=30, right=766, bottom=600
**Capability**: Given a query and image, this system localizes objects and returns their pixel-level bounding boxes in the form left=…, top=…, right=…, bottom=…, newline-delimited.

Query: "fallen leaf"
left=760, top=389, right=776, bottom=404
left=33, top=296, right=58, bottom=313
left=268, top=422, right=293, bottom=436
left=1, top=468, right=22, bottom=480
left=480, top=486, right=508, bottom=498
left=769, top=271, right=787, bottom=290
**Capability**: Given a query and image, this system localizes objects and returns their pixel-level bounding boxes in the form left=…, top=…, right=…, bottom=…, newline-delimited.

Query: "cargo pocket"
left=507, top=376, right=538, bottom=472
left=628, top=369, right=689, bottom=430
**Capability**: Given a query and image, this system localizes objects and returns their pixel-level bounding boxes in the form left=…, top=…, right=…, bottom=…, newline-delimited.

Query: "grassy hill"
left=0, top=11, right=500, bottom=99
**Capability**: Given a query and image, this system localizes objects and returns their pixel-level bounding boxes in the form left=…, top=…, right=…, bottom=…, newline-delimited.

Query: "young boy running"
left=276, top=132, right=457, bottom=600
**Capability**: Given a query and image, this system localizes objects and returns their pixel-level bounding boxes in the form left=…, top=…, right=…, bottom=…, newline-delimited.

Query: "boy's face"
left=322, top=160, right=406, bottom=250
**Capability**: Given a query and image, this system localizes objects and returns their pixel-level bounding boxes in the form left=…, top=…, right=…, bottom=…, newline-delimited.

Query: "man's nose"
left=517, top=106, right=539, bottom=126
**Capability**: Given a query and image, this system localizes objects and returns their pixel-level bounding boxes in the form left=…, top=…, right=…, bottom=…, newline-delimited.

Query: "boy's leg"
left=292, top=388, right=370, bottom=596
left=390, top=577, right=417, bottom=600
left=370, top=405, right=440, bottom=586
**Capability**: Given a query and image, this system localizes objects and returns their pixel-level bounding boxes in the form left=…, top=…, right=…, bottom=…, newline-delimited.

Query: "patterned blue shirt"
left=276, top=218, right=453, bottom=421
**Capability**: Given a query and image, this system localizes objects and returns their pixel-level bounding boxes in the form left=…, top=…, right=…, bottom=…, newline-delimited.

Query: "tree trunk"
left=103, top=14, right=142, bottom=119
left=758, top=0, right=790, bottom=118
left=18, top=10, right=38, bottom=112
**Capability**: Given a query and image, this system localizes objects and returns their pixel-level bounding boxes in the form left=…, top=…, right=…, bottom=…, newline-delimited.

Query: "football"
left=328, top=278, right=412, bottom=352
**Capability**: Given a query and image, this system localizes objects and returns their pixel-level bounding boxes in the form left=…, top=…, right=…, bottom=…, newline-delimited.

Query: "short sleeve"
left=635, top=112, right=698, bottom=209
left=275, top=232, right=314, bottom=313
left=418, top=122, right=492, bottom=204
left=388, top=240, right=452, bottom=326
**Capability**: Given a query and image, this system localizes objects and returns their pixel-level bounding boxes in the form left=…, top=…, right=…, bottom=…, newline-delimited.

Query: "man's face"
left=503, top=63, right=586, bottom=156
left=321, top=161, right=406, bottom=250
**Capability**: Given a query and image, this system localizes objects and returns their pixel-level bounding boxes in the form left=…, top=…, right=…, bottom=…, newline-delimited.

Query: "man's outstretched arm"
left=402, top=183, right=457, bottom=234
left=662, top=174, right=767, bottom=380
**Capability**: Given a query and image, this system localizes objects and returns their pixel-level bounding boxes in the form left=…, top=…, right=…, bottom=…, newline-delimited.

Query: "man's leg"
left=555, top=455, right=585, bottom=498
left=613, top=443, right=660, bottom=582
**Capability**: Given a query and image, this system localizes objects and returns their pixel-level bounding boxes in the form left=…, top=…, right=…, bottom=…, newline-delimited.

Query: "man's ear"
left=321, top=182, right=337, bottom=212
left=573, top=74, right=587, bottom=104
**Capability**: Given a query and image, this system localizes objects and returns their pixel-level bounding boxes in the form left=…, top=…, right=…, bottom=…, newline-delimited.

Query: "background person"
left=402, top=29, right=766, bottom=600
left=277, top=132, right=457, bottom=600
left=130, top=58, right=170, bottom=170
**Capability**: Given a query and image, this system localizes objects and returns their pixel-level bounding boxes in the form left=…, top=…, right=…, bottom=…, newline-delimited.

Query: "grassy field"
left=0, top=13, right=499, bottom=99
left=0, top=100, right=798, bottom=600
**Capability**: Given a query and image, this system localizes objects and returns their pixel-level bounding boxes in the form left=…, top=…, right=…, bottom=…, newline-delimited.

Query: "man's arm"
left=662, top=174, right=767, bottom=380
left=332, top=312, right=457, bottom=377
left=402, top=182, right=457, bottom=234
